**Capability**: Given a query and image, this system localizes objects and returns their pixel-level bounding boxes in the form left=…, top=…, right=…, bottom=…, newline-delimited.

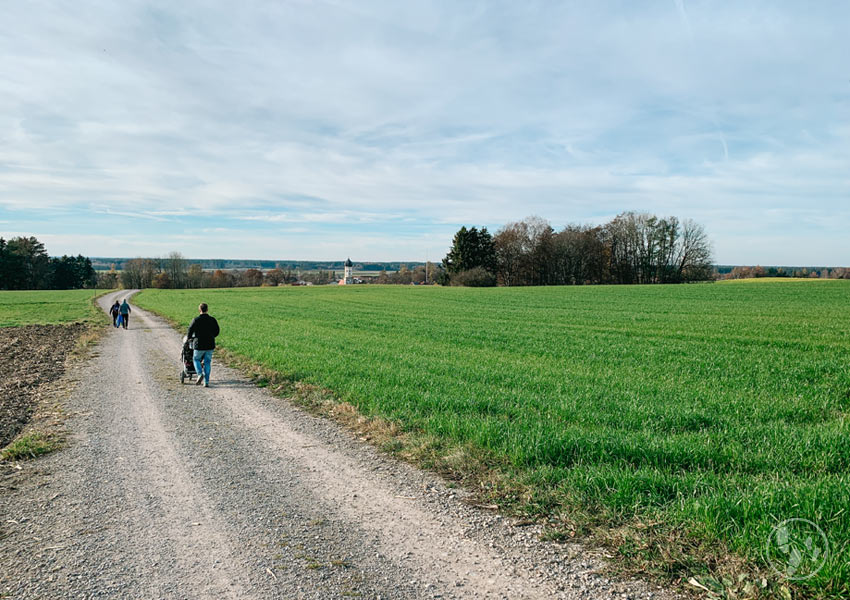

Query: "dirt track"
left=0, top=291, right=675, bottom=599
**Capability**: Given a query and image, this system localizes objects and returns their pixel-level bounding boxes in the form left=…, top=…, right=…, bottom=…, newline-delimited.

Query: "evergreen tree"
left=474, top=227, right=497, bottom=274
left=442, top=226, right=497, bottom=275
left=6, top=236, right=50, bottom=289
left=0, top=238, right=9, bottom=289
left=0, top=237, right=96, bottom=289
left=49, top=254, right=97, bottom=289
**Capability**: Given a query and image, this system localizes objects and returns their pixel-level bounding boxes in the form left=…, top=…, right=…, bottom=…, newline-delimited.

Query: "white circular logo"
left=764, top=518, right=829, bottom=581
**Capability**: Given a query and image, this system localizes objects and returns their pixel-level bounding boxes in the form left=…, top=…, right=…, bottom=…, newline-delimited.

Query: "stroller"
left=179, top=335, right=201, bottom=384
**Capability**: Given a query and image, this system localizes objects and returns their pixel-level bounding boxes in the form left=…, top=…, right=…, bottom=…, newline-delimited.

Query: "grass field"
left=0, top=289, right=102, bottom=327
left=136, top=281, right=850, bottom=599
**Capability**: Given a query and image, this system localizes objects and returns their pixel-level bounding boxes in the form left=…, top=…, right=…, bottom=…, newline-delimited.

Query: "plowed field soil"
left=0, top=323, right=87, bottom=448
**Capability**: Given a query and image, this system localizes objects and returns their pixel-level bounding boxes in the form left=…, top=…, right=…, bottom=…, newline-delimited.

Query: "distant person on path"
left=109, top=301, right=120, bottom=327
left=187, top=303, right=219, bottom=388
left=119, top=299, right=131, bottom=330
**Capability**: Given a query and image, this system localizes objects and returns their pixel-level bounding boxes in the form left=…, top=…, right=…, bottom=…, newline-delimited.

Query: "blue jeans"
left=193, top=349, right=213, bottom=383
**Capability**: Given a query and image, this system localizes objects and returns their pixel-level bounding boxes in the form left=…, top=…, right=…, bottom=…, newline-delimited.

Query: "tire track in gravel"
left=1, top=290, right=252, bottom=599
left=114, top=308, right=247, bottom=599
left=0, top=291, right=678, bottom=600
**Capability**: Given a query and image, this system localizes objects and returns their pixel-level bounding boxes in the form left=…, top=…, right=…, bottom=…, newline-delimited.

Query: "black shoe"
left=195, top=375, right=204, bottom=386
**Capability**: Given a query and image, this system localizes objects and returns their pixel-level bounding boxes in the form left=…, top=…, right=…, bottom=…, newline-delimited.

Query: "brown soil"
left=0, top=323, right=88, bottom=449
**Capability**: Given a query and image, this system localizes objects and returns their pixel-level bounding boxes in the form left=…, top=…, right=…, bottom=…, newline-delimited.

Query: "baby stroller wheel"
left=180, top=370, right=185, bottom=384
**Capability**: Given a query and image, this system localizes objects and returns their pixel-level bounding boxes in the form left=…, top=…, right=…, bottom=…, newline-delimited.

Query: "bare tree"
left=264, top=268, right=287, bottom=286
left=493, top=222, right=527, bottom=286
left=493, top=216, right=554, bottom=286
left=186, top=263, right=207, bottom=288
left=675, top=219, right=713, bottom=282
left=120, top=258, right=143, bottom=288
left=551, top=225, right=607, bottom=284
left=164, top=252, right=188, bottom=289
left=241, top=268, right=264, bottom=287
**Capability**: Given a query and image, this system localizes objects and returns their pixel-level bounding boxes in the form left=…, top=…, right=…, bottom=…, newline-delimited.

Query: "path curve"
left=0, top=291, right=676, bottom=599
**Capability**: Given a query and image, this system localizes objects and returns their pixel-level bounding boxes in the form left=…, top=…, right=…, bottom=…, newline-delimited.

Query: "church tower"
left=343, top=258, right=353, bottom=284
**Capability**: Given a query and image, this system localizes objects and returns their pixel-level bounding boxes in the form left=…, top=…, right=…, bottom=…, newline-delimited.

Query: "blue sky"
left=1, top=1, right=848, bottom=264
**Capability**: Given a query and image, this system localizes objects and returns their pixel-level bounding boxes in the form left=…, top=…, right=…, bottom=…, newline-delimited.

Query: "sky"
left=1, top=1, right=848, bottom=265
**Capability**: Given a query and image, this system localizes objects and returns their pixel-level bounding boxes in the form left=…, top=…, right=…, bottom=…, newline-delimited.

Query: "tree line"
left=441, top=212, right=714, bottom=286
left=374, top=263, right=442, bottom=284
left=109, top=253, right=306, bottom=289
left=111, top=255, right=447, bottom=288
left=112, top=260, right=443, bottom=288
left=91, top=257, right=423, bottom=274
left=720, top=265, right=850, bottom=280
left=0, top=236, right=96, bottom=290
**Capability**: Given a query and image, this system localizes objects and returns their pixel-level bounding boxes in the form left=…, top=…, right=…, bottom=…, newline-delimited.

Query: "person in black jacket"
left=109, top=301, right=120, bottom=327
left=187, top=302, right=220, bottom=387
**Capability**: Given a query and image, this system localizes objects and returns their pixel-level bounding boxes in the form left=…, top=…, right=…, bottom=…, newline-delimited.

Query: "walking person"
left=109, top=301, right=120, bottom=327
left=187, top=303, right=219, bottom=387
left=119, top=299, right=131, bottom=329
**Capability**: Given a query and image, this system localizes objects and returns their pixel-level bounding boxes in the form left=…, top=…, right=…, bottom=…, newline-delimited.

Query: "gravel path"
left=0, top=291, right=679, bottom=600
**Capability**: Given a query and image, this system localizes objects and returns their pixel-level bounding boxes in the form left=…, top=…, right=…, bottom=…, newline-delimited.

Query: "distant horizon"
left=83, top=256, right=848, bottom=270
left=88, top=256, right=426, bottom=267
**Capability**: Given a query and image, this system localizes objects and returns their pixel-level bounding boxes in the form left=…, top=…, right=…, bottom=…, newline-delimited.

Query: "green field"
left=0, top=289, right=102, bottom=327
left=136, top=281, right=850, bottom=598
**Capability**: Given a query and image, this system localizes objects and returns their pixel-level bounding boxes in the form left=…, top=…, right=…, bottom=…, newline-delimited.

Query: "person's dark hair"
left=199, top=303, right=208, bottom=313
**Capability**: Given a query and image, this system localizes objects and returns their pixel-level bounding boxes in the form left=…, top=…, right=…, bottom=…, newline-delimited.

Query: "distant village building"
left=339, top=258, right=354, bottom=285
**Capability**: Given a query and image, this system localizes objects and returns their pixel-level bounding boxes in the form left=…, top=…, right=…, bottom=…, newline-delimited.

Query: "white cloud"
left=1, top=1, right=848, bottom=263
